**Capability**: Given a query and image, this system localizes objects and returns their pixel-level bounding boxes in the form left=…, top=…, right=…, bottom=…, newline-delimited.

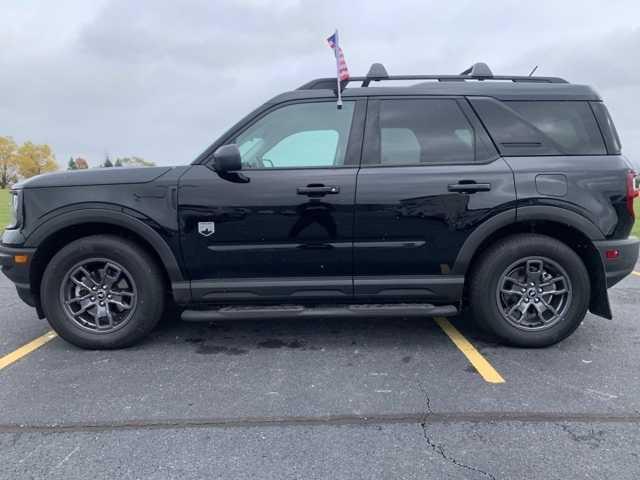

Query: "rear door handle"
left=297, top=185, right=340, bottom=196
left=447, top=182, right=491, bottom=193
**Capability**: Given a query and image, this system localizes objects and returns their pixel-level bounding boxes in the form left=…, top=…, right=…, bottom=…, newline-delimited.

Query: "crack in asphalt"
left=557, top=423, right=606, bottom=449
left=418, top=386, right=497, bottom=480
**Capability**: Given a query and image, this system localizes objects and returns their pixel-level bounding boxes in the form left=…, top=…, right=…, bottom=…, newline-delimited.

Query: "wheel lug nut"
left=534, top=298, right=540, bottom=303
left=521, top=288, right=526, bottom=293
left=99, top=301, right=104, bottom=306
left=530, top=282, right=535, bottom=286
left=90, top=297, right=95, bottom=301
left=538, top=288, right=543, bottom=293
left=524, top=298, right=530, bottom=303
left=92, top=287, right=97, bottom=291
left=107, top=295, right=112, bottom=299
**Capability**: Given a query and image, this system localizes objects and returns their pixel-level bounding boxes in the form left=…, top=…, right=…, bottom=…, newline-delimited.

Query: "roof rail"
left=297, top=62, right=568, bottom=90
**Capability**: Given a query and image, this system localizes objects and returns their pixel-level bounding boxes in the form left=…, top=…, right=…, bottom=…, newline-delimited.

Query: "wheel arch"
left=454, top=207, right=611, bottom=319
left=27, top=209, right=189, bottom=316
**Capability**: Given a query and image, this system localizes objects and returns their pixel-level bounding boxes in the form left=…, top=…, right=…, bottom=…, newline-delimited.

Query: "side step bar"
left=181, top=303, right=458, bottom=322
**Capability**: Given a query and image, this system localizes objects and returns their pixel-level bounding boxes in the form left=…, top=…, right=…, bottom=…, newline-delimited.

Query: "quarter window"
left=234, top=102, right=355, bottom=169
left=507, top=101, right=606, bottom=155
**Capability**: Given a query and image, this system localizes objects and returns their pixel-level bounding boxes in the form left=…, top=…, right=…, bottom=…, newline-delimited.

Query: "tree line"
left=68, top=156, right=155, bottom=170
left=0, top=136, right=57, bottom=188
left=0, top=135, right=155, bottom=189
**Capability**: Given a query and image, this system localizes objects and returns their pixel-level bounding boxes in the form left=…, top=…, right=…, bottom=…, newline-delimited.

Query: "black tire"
left=469, top=234, right=590, bottom=348
left=41, top=235, right=165, bottom=349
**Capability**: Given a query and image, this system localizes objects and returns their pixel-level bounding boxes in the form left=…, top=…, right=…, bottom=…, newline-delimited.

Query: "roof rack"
left=297, top=62, right=568, bottom=90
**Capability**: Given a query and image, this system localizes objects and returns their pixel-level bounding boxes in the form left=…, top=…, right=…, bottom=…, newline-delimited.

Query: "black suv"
left=2, top=63, right=638, bottom=349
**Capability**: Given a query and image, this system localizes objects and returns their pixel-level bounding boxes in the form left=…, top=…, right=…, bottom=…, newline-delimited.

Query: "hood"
left=14, top=167, right=172, bottom=189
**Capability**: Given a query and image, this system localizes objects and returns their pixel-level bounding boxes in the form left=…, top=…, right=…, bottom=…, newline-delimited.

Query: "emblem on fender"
left=198, top=222, right=215, bottom=237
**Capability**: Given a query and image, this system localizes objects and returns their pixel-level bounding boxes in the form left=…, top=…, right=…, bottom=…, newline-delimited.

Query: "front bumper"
left=0, top=243, right=37, bottom=307
left=593, top=236, right=640, bottom=288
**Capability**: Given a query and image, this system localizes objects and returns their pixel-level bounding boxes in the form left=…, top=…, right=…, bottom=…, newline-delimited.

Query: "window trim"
left=457, top=99, right=500, bottom=163
left=590, top=101, right=622, bottom=155
left=361, top=96, right=498, bottom=169
left=205, top=98, right=366, bottom=171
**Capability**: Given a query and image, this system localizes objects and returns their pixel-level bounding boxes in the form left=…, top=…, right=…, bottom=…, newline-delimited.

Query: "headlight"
left=7, top=190, right=21, bottom=229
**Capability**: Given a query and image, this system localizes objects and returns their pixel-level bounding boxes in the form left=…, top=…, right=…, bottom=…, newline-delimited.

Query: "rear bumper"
left=0, top=243, right=36, bottom=307
left=593, top=236, right=639, bottom=288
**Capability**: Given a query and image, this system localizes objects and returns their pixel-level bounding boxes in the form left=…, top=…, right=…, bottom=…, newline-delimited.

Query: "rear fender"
left=454, top=206, right=611, bottom=319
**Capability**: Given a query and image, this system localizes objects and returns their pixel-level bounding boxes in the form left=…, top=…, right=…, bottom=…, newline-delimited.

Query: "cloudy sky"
left=1, top=0, right=639, bottom=167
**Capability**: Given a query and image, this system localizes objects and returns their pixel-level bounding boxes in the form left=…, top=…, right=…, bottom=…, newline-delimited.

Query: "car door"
left=353, top=97, right=517, bottom=302
left=179, top=99, right=365, bottom=303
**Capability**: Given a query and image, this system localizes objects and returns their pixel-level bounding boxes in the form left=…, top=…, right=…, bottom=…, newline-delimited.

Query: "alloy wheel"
left=495, top=256, right=572, bottom=331
left=59, top=258, right=137, bottom=333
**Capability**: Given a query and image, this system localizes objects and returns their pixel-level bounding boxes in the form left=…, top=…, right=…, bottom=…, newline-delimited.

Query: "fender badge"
left=198, top=222, right=215, bottom=237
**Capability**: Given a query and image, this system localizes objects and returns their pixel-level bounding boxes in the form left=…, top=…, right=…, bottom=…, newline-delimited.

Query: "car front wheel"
left=41, top=235, right=165, bottom=349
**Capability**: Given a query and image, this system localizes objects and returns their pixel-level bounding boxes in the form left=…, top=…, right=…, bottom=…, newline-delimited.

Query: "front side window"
left=234, top=101, right=355, bottom=169
left=371, top=99, right=476, bottom=166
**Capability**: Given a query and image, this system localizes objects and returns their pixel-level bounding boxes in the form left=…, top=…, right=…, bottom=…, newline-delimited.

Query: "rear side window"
left=506, top=101, right=606, bottom=155
left=369, top=99, right=476, bottom=165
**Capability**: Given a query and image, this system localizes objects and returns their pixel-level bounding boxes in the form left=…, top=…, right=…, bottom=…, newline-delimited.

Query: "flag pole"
left=335, top=29, right=343, bottom=109
left=327, top=29, right=348, bottom=110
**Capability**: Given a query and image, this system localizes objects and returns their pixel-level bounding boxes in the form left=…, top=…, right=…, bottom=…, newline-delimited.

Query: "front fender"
left=26, top=207, right=186, bottom=292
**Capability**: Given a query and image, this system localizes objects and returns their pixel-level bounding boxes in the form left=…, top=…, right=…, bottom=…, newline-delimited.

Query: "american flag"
left=327, top=30, right=350, bottom=81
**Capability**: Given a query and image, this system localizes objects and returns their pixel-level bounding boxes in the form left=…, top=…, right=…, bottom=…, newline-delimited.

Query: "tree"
left=103, top=156, right=113, bottom=168
left=16, top=142, right=58, bottom=178
left=67, top=157, right=78, bottom=170
left=114, top=158, right=123, bottom=167
left=0, top=136, right=19, bottom=188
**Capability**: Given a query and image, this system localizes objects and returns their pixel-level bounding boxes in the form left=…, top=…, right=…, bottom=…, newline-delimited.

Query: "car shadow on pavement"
left=143, top=310, right=502, bottom=355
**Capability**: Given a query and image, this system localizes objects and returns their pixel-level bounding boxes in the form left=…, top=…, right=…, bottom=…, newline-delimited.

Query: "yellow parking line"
left=434, top=317, right=505, bottom=384
left=0, top=331, right=57, bottom=371
left=632, top=271, right=640, bottom=277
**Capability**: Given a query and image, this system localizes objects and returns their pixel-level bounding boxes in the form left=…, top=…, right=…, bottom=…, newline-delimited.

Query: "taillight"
left=628, top=170, right=639, bottom=218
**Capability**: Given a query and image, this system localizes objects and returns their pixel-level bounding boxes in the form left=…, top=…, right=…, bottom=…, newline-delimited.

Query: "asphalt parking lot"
left=1, top=268, right=640, bottom=479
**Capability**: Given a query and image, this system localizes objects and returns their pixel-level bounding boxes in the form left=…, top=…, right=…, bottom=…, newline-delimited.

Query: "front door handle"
left=447, top=182, right=491, bottom=193
left=297, top=185, right=340, bottom=196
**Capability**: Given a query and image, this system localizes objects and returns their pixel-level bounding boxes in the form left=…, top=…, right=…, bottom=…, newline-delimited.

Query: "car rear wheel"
left=469, top=234, right=590, bottom=347
left=41, top=235, right=165, bottom=349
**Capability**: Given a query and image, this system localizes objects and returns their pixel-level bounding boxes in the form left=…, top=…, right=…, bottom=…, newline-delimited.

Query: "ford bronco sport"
left=1, top=63, right=638, bottom=349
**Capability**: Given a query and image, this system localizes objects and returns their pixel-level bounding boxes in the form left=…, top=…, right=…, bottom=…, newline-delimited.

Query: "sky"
left=1, top=0, right=639, bottom=167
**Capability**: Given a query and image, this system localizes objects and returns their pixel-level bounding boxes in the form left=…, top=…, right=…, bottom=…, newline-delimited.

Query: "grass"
left=0, top=189, right=9, bottom=231
left=634, top=199, right=640, bottom=238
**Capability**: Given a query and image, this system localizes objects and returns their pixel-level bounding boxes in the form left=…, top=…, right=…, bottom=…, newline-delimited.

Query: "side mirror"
left=213, top=144, right=242, bottom=173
